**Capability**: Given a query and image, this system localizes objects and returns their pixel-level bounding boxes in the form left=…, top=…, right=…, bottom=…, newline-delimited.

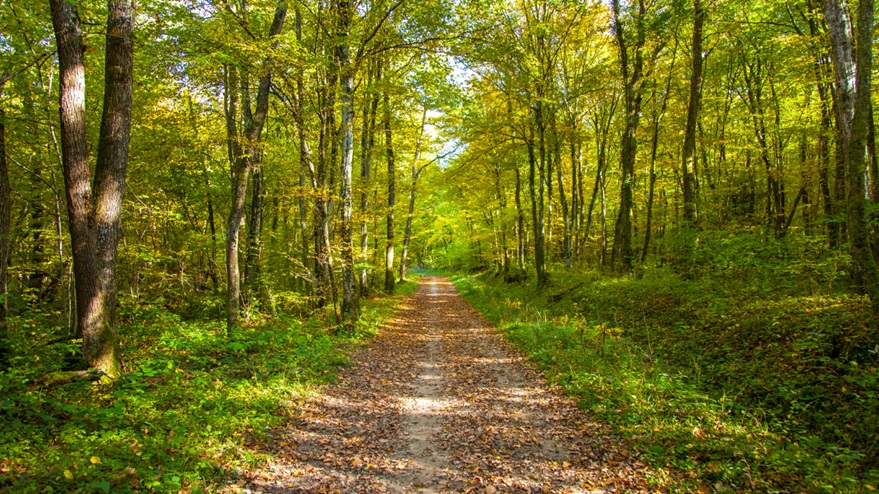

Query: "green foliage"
left=0, top=288, right=409, bottom=493
left=451, top=239, right=879, bottom=492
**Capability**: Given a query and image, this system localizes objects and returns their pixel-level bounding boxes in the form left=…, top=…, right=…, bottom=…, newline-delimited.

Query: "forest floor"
left=226, top=276, right=656, bottom=493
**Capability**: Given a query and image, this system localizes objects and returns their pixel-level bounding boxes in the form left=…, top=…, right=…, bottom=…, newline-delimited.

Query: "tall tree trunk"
left=294, top=7, right=313, bottom=299
left=611, top=0, right=645, bottom=273
left=822, top=0, right=879, bottom=308
left=515, top=166, right=525, bottom=269
left=681, top=0, right=704, bottom=224
left=0, top=83, right=10, bottom=330
left=244, top=163, right=264, bottom=291
left=223, top=64, right=247, bottom=332
left=383, top=93, right=396, bottom=294
left=92, top=0, right=134, bottom=353
left=527, top=122, right=546, bottom=287
left=223, top=2, right=286, bottom=332
left=400, top=107, right=427, bottom=281
left=335, top=0, right=358, bottom=322
left=360, top=61, right=380, bottom=296
left=553, top=117, right=572, bottom=269
left=51, top=0, right=131, bottom=377
left=824, top=0, right=879, bottom=308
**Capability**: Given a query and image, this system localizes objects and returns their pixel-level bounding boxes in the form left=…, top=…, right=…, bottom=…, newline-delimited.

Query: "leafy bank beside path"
left=452, top=271, right=877, bottom=493
left=0, top=280, right=418, bottom=493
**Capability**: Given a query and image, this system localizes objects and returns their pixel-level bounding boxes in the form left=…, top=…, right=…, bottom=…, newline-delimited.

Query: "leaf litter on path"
left=226, top=276, right=657, bottom=493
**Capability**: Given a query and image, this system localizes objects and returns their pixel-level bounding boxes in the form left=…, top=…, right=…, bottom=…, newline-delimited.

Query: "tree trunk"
left=383, top=93, right=396, bottom=294
left=51, top=0, right=131, bottom=377
left=360, top=61, right=381, bottom=296
left=825, top=0, right=879, bottom=309
left=223, top=64, right=247, bottom=332
left=0, top=83, right=10, bottom=328
left=681, top=0, right=704, bottom=224
left=611, top=0, right=645, bottom=273
left=553, top=116, right=572, bottom=269
left=400, top=107, right=427, bottom=282
left=223, top=2, right=286, bottom=332
left=244, top=163, right=264, bottom=292
left=527, top=123, right=546, bottom=287
left=515, top=166, right=525, bottom=269
left=335, top=0, right=359, bottom=323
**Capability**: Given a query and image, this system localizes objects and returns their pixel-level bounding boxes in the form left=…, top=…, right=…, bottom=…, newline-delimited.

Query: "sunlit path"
left=231, top=276, right=653, bottom=493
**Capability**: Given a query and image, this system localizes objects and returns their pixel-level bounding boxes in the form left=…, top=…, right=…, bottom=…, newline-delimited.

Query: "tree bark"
left=359, top=61, right=381, bottom=296
left=91, top=0, right=134, bottom=362
left=823, top=0, right=879, bottom=310
left=383, top=93, right=396, bottom=294
left=223, top=2, right=286, bottom=332
left=400, top=107, right=427, bottom=282
left=681, top=0, right=704, bottom=224
left=50, top=0, right=131, bottom=377
left=527, top=123, right=546, bottom=287
left=611, top=0, right=645, bottom=273
left=335, top=0, right=359, bottom=322
left=0, top=83, right=10, bottom=328
left=514, top=166, right=525, bottom=269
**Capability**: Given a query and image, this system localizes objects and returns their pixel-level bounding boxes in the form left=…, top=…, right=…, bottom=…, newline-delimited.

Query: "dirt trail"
left=233, top=276, right=653, bottom=493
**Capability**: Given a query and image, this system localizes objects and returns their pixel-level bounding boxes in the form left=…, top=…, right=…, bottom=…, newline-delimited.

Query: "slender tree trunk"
left=515, top=166, right=525, bottom=269
left=400, top=107, right=427, bottom=281
left=0, top=83, right=10, bottom=328
left=294, top=7, right=313, bottom=299
left=360, top=62, right=380, bottom=296
left=681, top=0, right=704, bottom=224
left=527, top=123, right=546, bottom=286
left=335, top=0, right=358, bottom=322
left=223, top=64, right=247, bottom=332
left=383, top=93, right=396, bottom=294
left=553, top=117, right=572, bottom=269
left=611, top=0, right=645, bottom=273
left=244, top=164, right=264, bottom=291
left=223, top=2, right=286, bottom=332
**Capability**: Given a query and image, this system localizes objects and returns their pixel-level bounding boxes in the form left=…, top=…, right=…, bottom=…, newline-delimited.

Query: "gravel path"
left=230, top=276, right=654, bottom=493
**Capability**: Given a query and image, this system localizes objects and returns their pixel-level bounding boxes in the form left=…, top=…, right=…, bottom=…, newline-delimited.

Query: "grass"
left=0, top=278, right=419, bottom=493
left=451, top=269, right=877, bottom=493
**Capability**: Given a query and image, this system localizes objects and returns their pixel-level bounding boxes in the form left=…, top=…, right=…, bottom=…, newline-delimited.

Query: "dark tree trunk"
left=515, top=166, right=525, bottom=269
left=383, top=93, right=396, bottom=294
left=644, top=44, right=676, bottom=261
left=527, top=122, right=546, bottom=287
left=91, top=0, right=134, bottom=354
left=826, top=0, right=879, bottom=308
left=552, top=116, right=572, bottom=269
left=611, top=0, right=645, bottom=273
left=360, top=61, right=380, bottom=296
left=0, top=83, right=10, bottom=326
left=335, top=0, right=359, bottom=323
left=244, top=163, right=263, bottom=290
left=223, top=2, right=286, bottom=332
left=400, top=107, right=427, bottom=282
left=681, top=0, right=704, bottom=224
left=51, top=0, right=132, bottom=377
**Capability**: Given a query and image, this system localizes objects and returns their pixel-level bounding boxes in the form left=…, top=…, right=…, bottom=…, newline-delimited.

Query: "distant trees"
left=444, top=0, right=879, bottom=309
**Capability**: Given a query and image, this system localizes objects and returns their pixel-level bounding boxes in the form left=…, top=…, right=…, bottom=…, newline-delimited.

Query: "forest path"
left=231, top=276, right=652, bottom=493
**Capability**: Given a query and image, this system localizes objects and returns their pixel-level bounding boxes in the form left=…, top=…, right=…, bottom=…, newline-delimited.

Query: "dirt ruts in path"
left=232, top=276, right=653, bottom=493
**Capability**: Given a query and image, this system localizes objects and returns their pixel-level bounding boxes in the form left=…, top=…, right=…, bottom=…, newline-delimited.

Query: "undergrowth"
left=0, top=279, right=418, bottom=493
left=452, top=261, right=877, bottom=493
